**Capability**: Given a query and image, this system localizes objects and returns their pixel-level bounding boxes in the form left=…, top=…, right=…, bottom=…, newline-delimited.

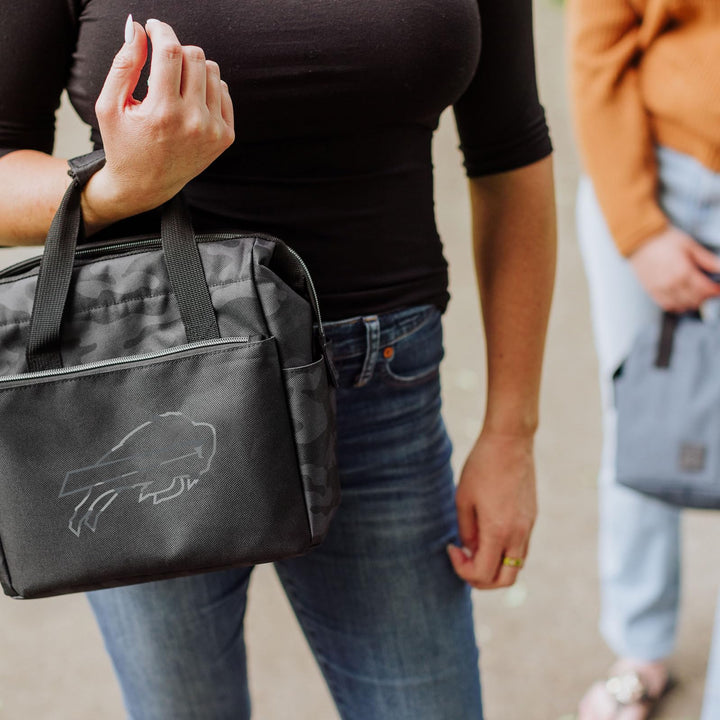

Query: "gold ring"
left=502, top=556, right=524, bottom=569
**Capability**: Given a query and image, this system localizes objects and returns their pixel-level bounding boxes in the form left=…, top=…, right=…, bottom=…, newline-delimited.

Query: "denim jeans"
left=577, top=146, right=720, bottom=718
left=88, top=304, right=483, bottom=720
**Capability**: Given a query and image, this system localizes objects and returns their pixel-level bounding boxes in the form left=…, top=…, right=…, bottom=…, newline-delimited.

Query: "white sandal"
left=579, top=667, right=676, bottom=720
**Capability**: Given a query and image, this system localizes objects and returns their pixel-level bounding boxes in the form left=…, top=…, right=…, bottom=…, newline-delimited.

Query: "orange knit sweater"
left=568, top=0, right=720, bottom=256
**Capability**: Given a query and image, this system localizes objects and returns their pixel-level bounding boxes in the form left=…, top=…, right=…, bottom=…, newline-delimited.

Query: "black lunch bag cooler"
left=0, top=152, right=340, bottom=599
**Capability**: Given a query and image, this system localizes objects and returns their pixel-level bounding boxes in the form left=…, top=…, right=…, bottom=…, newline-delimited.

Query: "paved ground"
left=1, top=2, right=719, bottom=718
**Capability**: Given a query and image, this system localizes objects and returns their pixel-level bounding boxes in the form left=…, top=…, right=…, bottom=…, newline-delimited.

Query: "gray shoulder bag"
left=615, top=310, right=720, bottom=508
left=0, top=151, right=340, bottom=598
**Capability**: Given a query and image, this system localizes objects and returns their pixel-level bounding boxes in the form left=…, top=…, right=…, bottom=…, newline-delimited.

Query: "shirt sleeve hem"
left=463, top=139, right=553, bottom=178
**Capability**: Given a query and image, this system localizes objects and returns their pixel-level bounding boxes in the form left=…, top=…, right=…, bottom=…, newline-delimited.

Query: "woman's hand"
left=629, top=226, right=720, bottom=312
left=82, top=17, right=235, bottom=232
left=447, top=429, right=537, bottom=589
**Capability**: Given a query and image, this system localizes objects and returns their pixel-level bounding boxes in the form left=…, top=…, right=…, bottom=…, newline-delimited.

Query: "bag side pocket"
left=283, top=358, right=340, bottom=546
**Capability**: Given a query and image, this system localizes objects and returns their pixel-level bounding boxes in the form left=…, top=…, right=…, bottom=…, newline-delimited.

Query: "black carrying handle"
left=26, top=150, right=220, bottom=372
left=654, top=310, right=702, bottom=368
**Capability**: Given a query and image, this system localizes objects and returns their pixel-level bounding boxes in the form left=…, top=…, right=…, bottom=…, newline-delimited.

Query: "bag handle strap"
left=159, top=194, right=221, bottom=344
left=26, top=151, right=220, bottom=372
left=655, top=310, right=702, bottom=368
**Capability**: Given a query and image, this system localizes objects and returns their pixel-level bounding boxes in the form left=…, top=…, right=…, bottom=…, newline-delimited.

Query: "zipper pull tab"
left=321, top=337, right=339, bottom=388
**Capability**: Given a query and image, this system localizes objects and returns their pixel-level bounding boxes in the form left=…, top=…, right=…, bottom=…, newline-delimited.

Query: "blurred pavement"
left=1, top=2, right=719, bottom=719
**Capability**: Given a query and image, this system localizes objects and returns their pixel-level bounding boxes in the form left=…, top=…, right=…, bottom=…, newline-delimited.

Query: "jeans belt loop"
left=354, top=315, right=380, bottom=388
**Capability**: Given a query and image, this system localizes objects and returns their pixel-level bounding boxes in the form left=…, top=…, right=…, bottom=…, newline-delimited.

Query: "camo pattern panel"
left=0, top=235, right=318, bottom=375
left=255, top=264, right=313, bottom=368
left=283, top=358, right=340, bottom=545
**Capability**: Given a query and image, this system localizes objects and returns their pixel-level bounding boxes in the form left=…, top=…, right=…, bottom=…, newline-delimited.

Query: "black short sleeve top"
left=0, top=0, right=552, bottom=319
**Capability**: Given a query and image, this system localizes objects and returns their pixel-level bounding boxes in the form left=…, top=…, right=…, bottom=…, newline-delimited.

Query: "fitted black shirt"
left=0, top=0, right=551, bottom=319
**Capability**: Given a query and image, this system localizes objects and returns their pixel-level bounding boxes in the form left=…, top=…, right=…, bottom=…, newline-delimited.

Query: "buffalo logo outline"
left=59, top=412, right=217, bottom=537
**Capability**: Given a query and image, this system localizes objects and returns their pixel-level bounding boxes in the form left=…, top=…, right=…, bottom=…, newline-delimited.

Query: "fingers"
left=96, top=18, right=148, bottom=114
left=180, top=46, right=207, bottom=99
left=473, top=531, right=505, bottom=585
left=690, top=271, right=720, bottom=301
left=220, top=80, right=235, bottom=131
left=456, top=495, right=478, bottom=554
left=144, top=21, right=230, bottom=127
left=679, top=239, right=720, bottom=308
left=447, top=548, right=519, bottom=590
left=495, top=543, right=529, bottom=587
left=205, top=61, right=222, bottom=115
left=448, top=533, right=527, bottom=590
left=662, top=266, right=720, bottom=312
left=633, top=229, right=720, bottom=312
left=449, top=493, right=532, bottom=589
left=145, top=19, right=183, bottom=97
left=688, top=241, right=720, bottom=274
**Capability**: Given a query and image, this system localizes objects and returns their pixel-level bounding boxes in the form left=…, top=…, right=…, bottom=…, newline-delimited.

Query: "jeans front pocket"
left=380, top=308, right=444, bottom=388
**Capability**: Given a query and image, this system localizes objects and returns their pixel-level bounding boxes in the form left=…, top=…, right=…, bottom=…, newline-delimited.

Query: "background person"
left=569, top=1, right=720, bottom=718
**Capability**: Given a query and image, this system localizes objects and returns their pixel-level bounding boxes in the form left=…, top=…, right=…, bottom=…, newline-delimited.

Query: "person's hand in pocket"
left=629, top=226, right=720, bottom=312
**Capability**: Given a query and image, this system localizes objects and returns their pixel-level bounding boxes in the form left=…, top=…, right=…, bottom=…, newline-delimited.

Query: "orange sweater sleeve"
left=568, top=0, right=668, bottom=256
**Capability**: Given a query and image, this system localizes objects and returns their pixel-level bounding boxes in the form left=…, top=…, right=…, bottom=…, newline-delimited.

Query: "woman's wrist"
left=80, top=167, right=127, bottom=235
left=79, top=166, right=163, bottom=236
left=481, top=408, right=539, bottom=440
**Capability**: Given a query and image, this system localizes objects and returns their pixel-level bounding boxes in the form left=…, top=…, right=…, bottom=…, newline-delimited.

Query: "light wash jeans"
left=87, top=305, right=483, bottom=720
left=577, top=146, right=720, bottom=718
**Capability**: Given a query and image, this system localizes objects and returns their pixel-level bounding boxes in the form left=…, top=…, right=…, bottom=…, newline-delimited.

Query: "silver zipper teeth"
left=77, top=238, right=156, bottom=254
left=0, top=337, right=250, bottom=384
left=74, top=234, right=233, bottom=256
left=285, top=246, right=324, bottom=331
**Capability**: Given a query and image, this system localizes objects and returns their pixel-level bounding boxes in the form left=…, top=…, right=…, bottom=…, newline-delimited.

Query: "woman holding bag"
left=0, top=4, right=555, bottom=718
left=569, top=1, right=720, bottom=718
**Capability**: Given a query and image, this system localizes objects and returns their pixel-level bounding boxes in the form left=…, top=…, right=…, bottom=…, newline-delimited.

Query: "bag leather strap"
left=26, top=150, right=220, bottom=372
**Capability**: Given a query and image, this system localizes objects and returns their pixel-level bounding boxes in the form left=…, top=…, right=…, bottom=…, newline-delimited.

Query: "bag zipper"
left=0, top=336, right=250, bottom=385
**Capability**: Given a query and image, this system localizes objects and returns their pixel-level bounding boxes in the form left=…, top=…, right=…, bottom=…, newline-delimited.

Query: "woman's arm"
left=0, top=18, right=234, bottom=244
left=447, top=155, right=556, bottom=588
left=447, top=0, right=554, bottom=587
left=568, top=0, right=665, bottom=256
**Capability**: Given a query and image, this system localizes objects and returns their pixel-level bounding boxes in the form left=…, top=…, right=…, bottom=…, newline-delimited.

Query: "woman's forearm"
left=0, top=149, right=142, bottom=244
left=470, top=154, right=557, bottom=437
left=0, top=150, right=73, bottom=244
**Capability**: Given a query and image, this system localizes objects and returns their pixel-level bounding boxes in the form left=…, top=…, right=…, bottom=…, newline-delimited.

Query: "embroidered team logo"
left=59, top=412, right=217, bottom=537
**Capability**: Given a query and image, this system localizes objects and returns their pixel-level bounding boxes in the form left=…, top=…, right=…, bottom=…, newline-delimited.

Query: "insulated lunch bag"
left=0, top=151, right=340, bottom=598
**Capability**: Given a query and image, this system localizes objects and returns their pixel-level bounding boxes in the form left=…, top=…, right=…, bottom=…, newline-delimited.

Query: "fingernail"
left=146, top=18, right=159, bottom=26
left=124, top=14, right=134, bottom=44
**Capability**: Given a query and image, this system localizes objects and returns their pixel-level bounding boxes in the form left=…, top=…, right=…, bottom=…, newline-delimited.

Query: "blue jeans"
left=88, top=305, right=483, bottom=720
left=577, top=147, right=720, bottom=719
